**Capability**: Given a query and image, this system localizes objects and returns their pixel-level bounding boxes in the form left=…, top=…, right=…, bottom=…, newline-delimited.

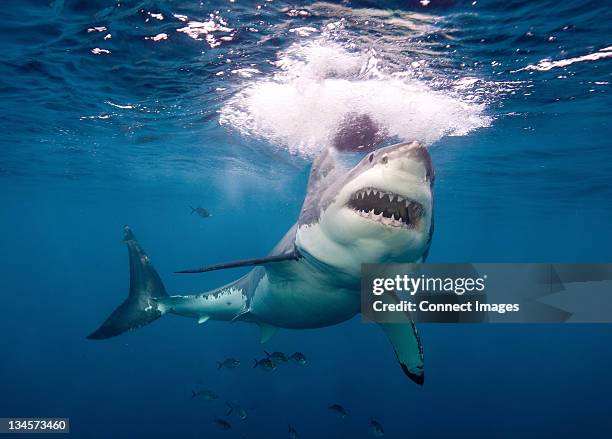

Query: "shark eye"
left=381, top=154, right=388, bottom=164
left=369, top=154, right=374, bottom=163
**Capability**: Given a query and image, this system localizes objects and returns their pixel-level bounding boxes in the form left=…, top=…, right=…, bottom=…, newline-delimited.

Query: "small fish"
left=226, top=402, right=247, bottom=420
left=190, top=205, right=211, bottom=218
left=217, top=358, right=240, bottom=369
left=288, top=424, right=299, bottom=439
left=328, top=404, right=348, bottom=419
left=191, top=389, right=218, bottom=400
left=289, top=352, right=307, bottom=365
left=253, top=358, right=276, bottom=371
left=213, top=417, right=232, bottom=430
left=134, top=134, right=163, bottom=144
left=370, top=418, right=384, bottom=437
left=265, top=350, right=288, bottom=365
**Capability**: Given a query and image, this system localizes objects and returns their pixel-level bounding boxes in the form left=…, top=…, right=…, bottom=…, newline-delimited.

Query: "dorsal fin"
left=298, top=148, right=339, bottom=226
left=306, top=147, right=336, bottom=194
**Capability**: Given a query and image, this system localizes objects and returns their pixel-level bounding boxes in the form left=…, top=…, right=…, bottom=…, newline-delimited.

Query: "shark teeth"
left=347, top=187, right=423, bottom=229
left=354, top=208, right=408, bottom=228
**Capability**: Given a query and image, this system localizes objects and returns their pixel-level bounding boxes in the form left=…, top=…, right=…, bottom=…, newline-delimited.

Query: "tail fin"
left=189, top=205, right=196, bottom=214
left=264, top=350, right=271, bottom=358
left=217, top=361, right=223, bottom=370
left=225, top=403, right=233, bottom=417
left=191, top=391, right=197, bottom=399
left=87, top=226, right=169, bottom=340
left=252, top=359, right=258, bottom=369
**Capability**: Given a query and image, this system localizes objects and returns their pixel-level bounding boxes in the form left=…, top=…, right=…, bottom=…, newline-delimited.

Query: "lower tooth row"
left=358, top=209, right=405, bottom=225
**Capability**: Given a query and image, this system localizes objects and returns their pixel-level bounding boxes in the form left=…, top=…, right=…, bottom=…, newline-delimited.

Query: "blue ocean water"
left=1, top=0, right=611, bottom=437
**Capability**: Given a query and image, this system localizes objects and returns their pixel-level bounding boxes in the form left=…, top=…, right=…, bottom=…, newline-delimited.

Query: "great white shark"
left=88, top=141, right=434, bottom=385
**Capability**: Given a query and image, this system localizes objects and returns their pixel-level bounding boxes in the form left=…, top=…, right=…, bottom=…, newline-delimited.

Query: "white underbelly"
left=249, top=273, right=360, bottom=329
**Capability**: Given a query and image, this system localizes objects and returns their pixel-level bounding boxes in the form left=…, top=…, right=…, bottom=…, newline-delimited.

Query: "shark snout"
left=382, top=141, right=434, bottom=185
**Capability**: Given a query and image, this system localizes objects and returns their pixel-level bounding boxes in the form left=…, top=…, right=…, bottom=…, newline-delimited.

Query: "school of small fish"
left=193, top=351, right=385, bottom=436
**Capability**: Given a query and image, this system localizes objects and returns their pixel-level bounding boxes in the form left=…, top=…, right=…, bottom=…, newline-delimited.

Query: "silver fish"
left=370, top=418, right=384, bottom=437
left=217, top=358, right=240, bottom=369
left=289, top=352, right=307, bottom=365
left=253, top=358, right=276, bottom=371
left=214, top=417, right=231, bottom=430
left=288, top=424, right=299, bottom=439
left=191, top=389, right=218, bottom=400
left=328, top=404, right=348, bottom=419
left=265, top=350, right=288, bottom=365
left=226, top=402, right=247, bottom=420
left=190, top=205, right=211, bottom=218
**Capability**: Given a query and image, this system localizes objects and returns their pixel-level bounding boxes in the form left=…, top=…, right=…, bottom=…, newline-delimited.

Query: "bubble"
left=220, top=40, right=491, bottom=156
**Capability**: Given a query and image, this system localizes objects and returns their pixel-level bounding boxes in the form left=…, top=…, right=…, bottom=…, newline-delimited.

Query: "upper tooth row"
left=357, top=190, right=407, bottom=203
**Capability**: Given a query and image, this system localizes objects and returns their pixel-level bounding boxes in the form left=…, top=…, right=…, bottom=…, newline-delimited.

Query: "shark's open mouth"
left=348, top=188, right=423, bottom=229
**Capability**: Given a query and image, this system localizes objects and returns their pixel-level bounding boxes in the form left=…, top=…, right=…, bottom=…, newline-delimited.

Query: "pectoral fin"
left=197, top=316, right=210, bottom=324
left=175, top=251, right=301, bottom=274
left=377, top=293, right=424, bottom=385
left=379, top=321, right=424, bottom=385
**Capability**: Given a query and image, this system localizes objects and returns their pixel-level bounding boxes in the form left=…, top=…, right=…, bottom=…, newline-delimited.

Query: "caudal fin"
left=87, top=226, right=169, bottom=340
